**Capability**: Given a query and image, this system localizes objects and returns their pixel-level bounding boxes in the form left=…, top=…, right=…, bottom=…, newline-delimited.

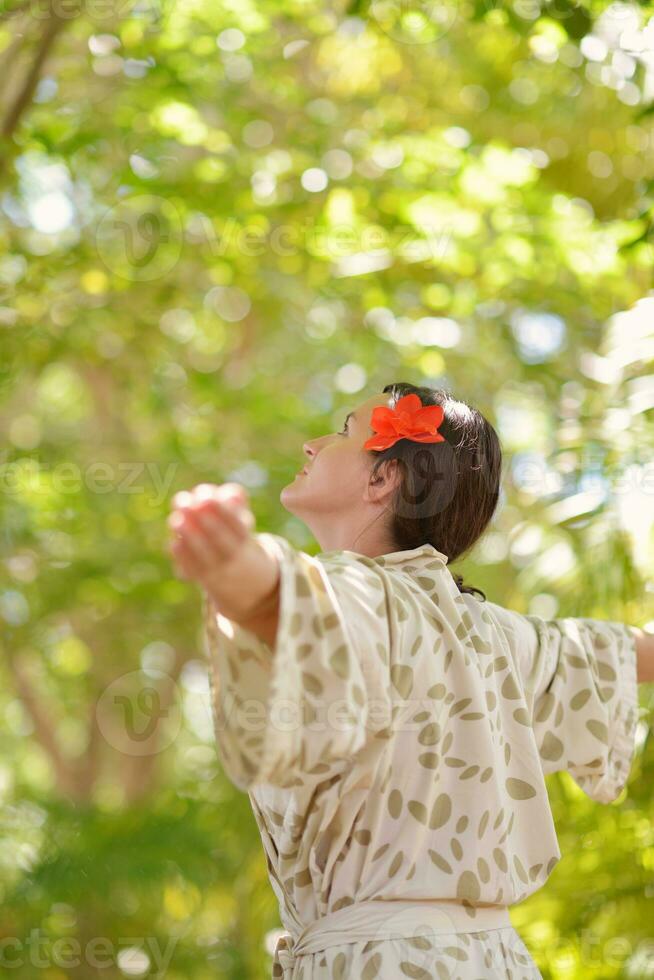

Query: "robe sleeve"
left=201, top=533, right=393, bottom=792
left=485, top=603, right=640, bottom=803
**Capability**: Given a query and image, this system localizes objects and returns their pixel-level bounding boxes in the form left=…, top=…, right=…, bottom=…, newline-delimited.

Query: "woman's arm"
left=227, top=535, right=281, bottom=648
left=485, top=603, right=641, bottom=802
left=632, top=626, right=654, bottom=683
left=201, top=534, right=393, bottom=791
left=168, top=482, right=281, bottom=644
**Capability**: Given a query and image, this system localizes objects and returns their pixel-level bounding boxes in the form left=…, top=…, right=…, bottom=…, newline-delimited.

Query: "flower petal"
left=369, top=408, right=399, bottom=436
left=363, top=434, right=397, bottom=450
left=414, top=404, right=444, bottom=429
left=407, top=432, right=446, bottom=443
left=394, top=393, right=423, bottom=414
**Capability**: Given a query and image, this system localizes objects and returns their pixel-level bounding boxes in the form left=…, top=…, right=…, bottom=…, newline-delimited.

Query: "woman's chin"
left=279, top=484, right=298, bottom=507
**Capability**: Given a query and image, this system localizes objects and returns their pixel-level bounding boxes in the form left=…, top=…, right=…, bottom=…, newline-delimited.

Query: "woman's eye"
left=338, top=425, right=348, bottom=435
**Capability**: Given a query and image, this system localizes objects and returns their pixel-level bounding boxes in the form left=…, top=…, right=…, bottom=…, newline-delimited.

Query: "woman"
left=168, top=382, right=652, bottom=980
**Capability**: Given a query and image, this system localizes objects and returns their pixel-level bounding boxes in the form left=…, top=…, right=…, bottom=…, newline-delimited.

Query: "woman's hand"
left=167, top=483, right=280, bottom=626
left=168, top=482, right=254, bottom=579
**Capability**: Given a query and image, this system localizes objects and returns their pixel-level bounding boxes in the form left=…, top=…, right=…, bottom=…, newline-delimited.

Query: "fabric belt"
left=273, top=898, right=512, bottom=979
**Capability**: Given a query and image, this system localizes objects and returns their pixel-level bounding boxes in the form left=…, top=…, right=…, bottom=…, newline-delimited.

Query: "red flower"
left=363, top=393, right=446, bottom=452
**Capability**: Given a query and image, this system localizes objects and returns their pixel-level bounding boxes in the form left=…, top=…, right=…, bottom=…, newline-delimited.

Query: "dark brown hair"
left=366, top=382, right=502, bottom=601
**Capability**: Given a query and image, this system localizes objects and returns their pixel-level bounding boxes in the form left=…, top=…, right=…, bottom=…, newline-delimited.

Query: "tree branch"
left=0, top=0, right=31, bottom=22
left=122, top=648, right=187, bottom=804
left=1, top=11, right=67, bottom=141
left=7, top=651, right=85, bottom=801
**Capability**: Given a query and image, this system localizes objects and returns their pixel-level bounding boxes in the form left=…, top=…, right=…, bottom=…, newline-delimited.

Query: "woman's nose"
left=303, top=432, right=332, bottom=458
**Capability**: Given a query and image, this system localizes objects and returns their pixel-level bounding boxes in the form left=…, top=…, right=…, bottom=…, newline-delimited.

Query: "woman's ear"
left=366, top=458, right=402, bottom=502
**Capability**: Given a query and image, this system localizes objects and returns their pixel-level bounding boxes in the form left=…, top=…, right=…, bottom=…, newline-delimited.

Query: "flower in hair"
left=363, top=393, right=446, bottom=452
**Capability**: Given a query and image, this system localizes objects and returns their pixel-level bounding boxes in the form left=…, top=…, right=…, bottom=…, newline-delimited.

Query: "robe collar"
left=321, top=543, right=449, bottom=566
left=373, top=543, right=448, bottom=566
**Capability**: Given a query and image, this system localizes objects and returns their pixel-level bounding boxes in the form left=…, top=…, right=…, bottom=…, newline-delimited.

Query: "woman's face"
left=280, top=393, right=401, bottom=553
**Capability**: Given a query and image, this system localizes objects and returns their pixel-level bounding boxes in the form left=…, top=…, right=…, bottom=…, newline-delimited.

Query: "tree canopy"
left=0, top=0, right=653, bottom=977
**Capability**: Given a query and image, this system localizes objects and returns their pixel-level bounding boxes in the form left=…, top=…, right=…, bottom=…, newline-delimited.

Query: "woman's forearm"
left=231, top=560, right=280, bottom=649
left=233, top=590, right=280, bottom=649
left=632, top=626, right=654, bottom=684
left=169, top=483, right=282, bottom=647
left=209, top=535, right=281, bottom=650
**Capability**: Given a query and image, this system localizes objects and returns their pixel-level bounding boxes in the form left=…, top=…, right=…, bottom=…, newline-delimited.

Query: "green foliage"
left=0, top=0, right=653, bottom=976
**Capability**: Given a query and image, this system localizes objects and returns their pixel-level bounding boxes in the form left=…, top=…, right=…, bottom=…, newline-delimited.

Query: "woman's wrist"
left=204, top=536, right=280, bottom=626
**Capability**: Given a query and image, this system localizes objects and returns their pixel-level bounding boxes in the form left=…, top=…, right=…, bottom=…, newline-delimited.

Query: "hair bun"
left=453, top=573, right=486, bottom=601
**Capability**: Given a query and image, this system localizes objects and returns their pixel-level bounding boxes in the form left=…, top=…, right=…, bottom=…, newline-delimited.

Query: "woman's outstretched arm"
left=167, top=482, right=281, bottom=646
left=483, top=602, right=645, bottom=802
left=228, top=533, right=281, bottom=648
left=633, top=627, right=654, bottom=683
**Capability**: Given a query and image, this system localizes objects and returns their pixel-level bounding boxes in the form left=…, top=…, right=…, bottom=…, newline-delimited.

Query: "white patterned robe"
left=202, top=534, right=640, bottom=979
